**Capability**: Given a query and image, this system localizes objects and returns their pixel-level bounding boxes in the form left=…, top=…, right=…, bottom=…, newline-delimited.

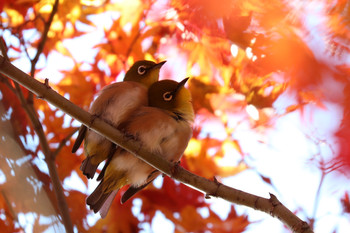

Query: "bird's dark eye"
left=137, top=65, right=147, bottom=75
left=163, top=92, right=173, bottom=101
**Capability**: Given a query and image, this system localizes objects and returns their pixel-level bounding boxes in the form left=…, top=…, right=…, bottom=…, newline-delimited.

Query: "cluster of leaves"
left=1, top=0, right=350, bottom=232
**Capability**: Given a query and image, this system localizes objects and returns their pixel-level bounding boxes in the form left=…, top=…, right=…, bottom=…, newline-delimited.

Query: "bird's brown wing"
left=71, top=125, right=87, bottom=153
left=96, top=146, right=121, bottom=181
left=121, top=170, right=160, bottom=204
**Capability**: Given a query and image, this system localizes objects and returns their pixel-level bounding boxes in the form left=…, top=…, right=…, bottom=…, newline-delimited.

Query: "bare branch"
left=25, top=0, right=59, bottom=105
left=0, top=29, right=74, bottom=233
left=0, top=39, right=16, bottom=90
left=45, top=152, right=74, bottom=233
left=0, top=55, right=314, bottom=233
left=52, top=128, right=80, bottom=160
left=30, top=0, right=60, bottom=75
left=2, top=1, right=74, bottom=232
left=0, top=38, right=9, bottom=60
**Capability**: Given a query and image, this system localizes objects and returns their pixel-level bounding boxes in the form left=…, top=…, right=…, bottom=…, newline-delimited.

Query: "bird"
left=71, top=60, right=166, bottom=179
left=86, top=78, right=194, bottom=218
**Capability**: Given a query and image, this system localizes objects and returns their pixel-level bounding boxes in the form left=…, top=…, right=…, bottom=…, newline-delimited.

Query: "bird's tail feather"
left=86, top=180, right=119, bottom=218
left=80, top=157, right=98, bottom=179
left=99, top=190, right=118, bottom=218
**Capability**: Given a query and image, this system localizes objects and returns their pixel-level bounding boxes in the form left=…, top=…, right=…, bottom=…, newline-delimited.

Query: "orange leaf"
left=57, top=64, right=96, bottom=108
left=0, top=82, right=31, bottom=137
left=140, top=176, right=205, bottom=217
left=91, top=193, right=140, bottom=233
left=56, top=146, right=82, bottom=180
left=224, top=13, right=253, bottom=49
left=66, top=190, right=88, bottom=231
left=285, top=104, right=299, bottom=113
left=252, top=30, right=322, bottom=89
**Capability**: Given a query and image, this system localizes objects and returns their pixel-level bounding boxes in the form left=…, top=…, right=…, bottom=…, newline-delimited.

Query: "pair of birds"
left=71, top=60, right=194, bottom=218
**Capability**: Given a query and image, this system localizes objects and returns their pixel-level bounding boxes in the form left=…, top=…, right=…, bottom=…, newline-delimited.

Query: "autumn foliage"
left=0, top=0, right=350, bottom=232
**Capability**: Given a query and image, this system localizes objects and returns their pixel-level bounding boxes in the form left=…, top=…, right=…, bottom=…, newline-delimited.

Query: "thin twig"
left=309, top=170, right=325, bottom=229
left=32, top=1, right=74, bottom=230
left=0, top=39, right=15, bottom=90
left=27, top=0, right=59, bottom=104
left=19, top=34, right=31, bottom=65
left=0, top=38, right=9, bottom=60
left=52, top=128, right=80, bottom=160
left=124, top=3, right=152, bottom=64
left=30, top=0, right=59, bottom=75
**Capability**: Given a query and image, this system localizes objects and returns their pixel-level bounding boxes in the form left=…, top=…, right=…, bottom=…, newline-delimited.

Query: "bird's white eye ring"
left=137, top=65, right=147, bottom=75
left=163, top=92, right=173, bottom=101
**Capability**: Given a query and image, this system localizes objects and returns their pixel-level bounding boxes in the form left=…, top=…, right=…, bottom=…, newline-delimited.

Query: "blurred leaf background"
left=1, top=0, right=350, bottom=232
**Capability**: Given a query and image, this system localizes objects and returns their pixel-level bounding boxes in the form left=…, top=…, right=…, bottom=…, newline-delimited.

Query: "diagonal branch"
left=27, top=0, right=59, bottom=105
left=30, top=0, right=60, bottom=75
left=0, top=55, right=314, bottom=233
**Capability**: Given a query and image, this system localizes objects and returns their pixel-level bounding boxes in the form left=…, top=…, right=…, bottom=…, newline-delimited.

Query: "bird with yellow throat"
left=72, top=60, right=166, bottom=179
left=86, top=78, right=194, bottom=218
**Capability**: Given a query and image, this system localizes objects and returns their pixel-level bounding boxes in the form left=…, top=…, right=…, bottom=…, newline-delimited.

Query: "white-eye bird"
left=86, top=78, right=194, bottom=218
left=72, top=60, right=166, bottom=179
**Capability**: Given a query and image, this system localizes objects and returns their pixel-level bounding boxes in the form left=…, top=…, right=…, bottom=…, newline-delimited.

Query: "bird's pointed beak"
left=152, top=60, right=166, bottom=69
left=178, top=77, right=189, bottom=88
left=173, top=77, right=189, bottom=94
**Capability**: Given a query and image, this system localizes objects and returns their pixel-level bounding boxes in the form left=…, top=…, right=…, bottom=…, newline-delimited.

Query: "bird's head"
left=148, top=78, right=194, bottom=122
left=124, top=60, right=166, bottom=87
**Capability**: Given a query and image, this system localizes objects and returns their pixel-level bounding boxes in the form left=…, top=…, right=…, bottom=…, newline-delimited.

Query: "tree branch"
left=2, top=1, right=74, bottom=232
left=30, top=0, right=59, bottom=75
left=0, top=55, right=313, bottom=233
left=27, top=0, right=59, bottom=105
left=0, top=56, right=74, bottom=233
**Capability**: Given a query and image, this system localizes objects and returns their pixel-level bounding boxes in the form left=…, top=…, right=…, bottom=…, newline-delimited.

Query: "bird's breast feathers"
left=125, top=106, right=192, bottom=160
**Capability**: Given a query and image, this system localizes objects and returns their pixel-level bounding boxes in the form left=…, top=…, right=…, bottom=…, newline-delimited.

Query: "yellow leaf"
left=55, top=41, right=73, bottom=58
left=4, top=9, right=24, bottom=27
left=80, top=0, right=105, bottom=7
left=184, top=139, right=201, bottom=158
left=218, top=162, right=248, bottom=177
left=51, top=19, right=64, bottom=32
left=222, top=139, right=244, bottom=156
left=107, top=0, right=143, bottom=26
